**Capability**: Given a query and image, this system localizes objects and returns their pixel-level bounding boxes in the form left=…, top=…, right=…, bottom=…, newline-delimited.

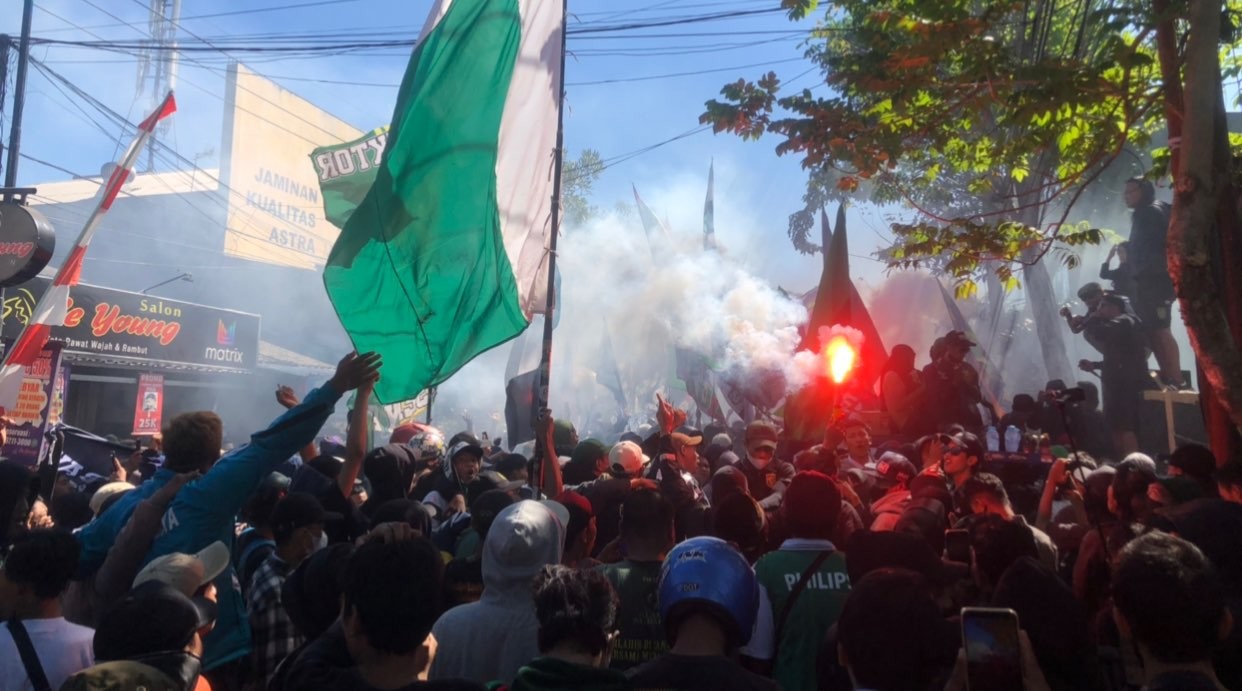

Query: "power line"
left=34, top=0, right=367, bottom=34
left=567, top=56, right=805, bottom=86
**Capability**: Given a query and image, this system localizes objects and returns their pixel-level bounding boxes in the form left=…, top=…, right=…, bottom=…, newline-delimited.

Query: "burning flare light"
left=824, top=335, right=857, bottom=384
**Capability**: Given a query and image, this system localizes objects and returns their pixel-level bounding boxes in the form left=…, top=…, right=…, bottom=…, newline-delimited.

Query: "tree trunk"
left=1167, top=0, right=1242, bottom=437
left=1153, top=0, right=1185, bottom=177
left=1022, top=248, right=1073, bottom=386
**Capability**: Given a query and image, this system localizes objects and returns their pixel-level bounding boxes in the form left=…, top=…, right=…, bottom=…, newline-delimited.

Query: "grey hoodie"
left=428, top=500, right=565, bottom=685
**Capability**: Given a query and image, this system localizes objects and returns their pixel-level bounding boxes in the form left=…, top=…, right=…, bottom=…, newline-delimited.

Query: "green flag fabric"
left=312, top=126, right=390, bottom=230
left=321, top=0, right=563, bottom=404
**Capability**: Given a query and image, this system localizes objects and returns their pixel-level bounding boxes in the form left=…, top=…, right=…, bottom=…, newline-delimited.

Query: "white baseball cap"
left=609, top=441, right=649, bottom=478
left=133, top=541, right=230, bottom=597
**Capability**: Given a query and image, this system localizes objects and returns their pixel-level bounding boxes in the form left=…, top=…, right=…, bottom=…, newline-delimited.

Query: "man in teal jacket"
left=75, top=352, right=380, bottom=682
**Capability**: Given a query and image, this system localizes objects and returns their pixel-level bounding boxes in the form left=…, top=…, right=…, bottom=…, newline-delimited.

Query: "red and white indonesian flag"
left=0, top=92, right=176, bottom=413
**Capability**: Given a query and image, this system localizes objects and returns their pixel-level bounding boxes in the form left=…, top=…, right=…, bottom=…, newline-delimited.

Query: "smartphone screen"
left=944, top=529, right=971, bottom=564
left=961, top=607, right=1022, bottom=691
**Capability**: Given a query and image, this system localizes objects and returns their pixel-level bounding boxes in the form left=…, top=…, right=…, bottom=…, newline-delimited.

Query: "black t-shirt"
left=597, top=560, right=667, bottom=671
left=626, top=653, right=781, bottom=691
left=442, top=555, right=484, bottom=609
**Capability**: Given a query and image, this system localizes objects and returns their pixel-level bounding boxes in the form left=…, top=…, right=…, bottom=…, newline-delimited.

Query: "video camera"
left=1046, top=387, right=1086, bottom=406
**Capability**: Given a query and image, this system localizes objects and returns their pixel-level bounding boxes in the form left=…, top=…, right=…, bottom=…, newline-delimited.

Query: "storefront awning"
left=257, top=340, right=335, bottom=376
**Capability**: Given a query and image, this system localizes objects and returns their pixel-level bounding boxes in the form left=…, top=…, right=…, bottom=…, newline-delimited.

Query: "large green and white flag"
left=312, top=126, right=389, bottom=230
left=321, top=0, right=563, bottom=404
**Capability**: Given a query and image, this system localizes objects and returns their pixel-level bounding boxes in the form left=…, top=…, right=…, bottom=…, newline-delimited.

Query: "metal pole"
left=4, top=0, right=35, bottom=190
left=0, top=35, right=11, bottom=183
left=533, top=0, right=569, bottom=500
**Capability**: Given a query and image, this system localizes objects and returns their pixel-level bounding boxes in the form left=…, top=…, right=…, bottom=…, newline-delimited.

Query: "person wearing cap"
left=133, top=541, right=231, bottom=602
left=594, top=489, right=676, bottom=672
left=1079, top=292, right=1147, bottom=455
left=424, top=440, right=486, bottom=523
left=430, top=501, right=565, bottom=685
left=249, top=493, right=337, bottom=684
left=867, top=452, right=919, bottom=532
left=626, top=537, right=779, bottom=691
left=644, top=428, right=711, bottom=540
left=73, top=351, right=381, bottom=682
left=745, top=471, right=851, bottom=691
left=0, top=529, right=96, bottom=691
left=998, top=393, right=1038, bottom=436
left=90, top=482, right=135, bottom=518
left=62, top=580, right=218, bottom=691
left=569, top=440, right=656, bottom=559
left=921, top=330, right=984, bottom=432
left=732, top=421, right=795, bottom=512
left=233, top=473, right=288, bottom=596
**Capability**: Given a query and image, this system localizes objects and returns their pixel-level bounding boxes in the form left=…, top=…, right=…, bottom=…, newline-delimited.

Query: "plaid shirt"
left=247, top=553, right=302, bottom=682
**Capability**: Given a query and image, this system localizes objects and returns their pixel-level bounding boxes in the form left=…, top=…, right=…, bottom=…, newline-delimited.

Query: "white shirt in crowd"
left=0, top=617, right=95, bottom=691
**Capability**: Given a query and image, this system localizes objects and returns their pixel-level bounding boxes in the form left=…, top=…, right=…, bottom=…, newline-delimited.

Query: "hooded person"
left=429, top=500, right=565, bottom=685
left=360, top=444, right=422, bottom=518
left=424, top=441, right=486, bottom=523
left=495, top=566, right=628, bottom=691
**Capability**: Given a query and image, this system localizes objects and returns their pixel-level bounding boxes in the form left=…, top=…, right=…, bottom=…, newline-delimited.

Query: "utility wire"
left=567, top=57, right=804, bottom=86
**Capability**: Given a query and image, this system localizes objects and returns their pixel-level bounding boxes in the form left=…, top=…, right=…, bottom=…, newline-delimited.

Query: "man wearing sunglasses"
left=941, top=432, right=984, bottom=519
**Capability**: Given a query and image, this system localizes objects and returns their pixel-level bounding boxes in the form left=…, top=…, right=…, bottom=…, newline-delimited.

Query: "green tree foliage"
left=701, top=0, right=1197, bottom=292
left=563, top=148, right=605, bottom=227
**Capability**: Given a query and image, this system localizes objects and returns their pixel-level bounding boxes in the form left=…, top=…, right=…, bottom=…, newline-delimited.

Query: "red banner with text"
left=132, top=373, right=164, bottom=436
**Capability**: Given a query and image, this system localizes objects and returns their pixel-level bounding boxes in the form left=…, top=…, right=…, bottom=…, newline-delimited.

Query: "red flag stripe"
left=138, top=93, right=177, bottom=132
left=55, top=245, right=89, bottom=288
left=6, top=324, right=52, bottom=367
left=98, top=163, right=132, bottom=212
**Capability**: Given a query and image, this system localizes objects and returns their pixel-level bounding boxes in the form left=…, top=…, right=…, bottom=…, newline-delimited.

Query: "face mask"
left=748, top=450, right=773, bottom=470
left=313, top=531, right=328, bottom=552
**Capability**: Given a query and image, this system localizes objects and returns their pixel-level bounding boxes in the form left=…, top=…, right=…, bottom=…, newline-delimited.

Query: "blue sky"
left=4, top=0, right=899, bottom=293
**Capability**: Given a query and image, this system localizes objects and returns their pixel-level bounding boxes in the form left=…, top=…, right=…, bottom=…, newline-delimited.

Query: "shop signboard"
left=132, top=373, right=164, bottom=435
left=1, top=278, right=261, bottom=373
left=0, top=203, right=55, bottom=288
left=1, top=342, right=64, bottom=466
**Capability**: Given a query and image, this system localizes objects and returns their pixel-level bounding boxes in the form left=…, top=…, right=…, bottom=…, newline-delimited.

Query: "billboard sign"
left=2, top=278, right=261, bottom=373
left=220, top=62, right=364, bottom=270
left=1, top=342, right=64, bottom=466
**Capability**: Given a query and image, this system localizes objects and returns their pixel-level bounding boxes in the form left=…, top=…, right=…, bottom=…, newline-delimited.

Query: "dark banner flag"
left=676, top=347, right=725, bottom=423
left=785, top=205, right=887, bottom=441
left=505, top=369, right=540, bottom=449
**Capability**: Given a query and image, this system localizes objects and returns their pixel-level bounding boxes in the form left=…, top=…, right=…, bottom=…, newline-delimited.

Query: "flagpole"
left=533, top=0, right=569, bottom=500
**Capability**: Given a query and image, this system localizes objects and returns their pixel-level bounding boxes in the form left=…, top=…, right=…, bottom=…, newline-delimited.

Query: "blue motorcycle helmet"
left=658, top=536, right=759, bottom=647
